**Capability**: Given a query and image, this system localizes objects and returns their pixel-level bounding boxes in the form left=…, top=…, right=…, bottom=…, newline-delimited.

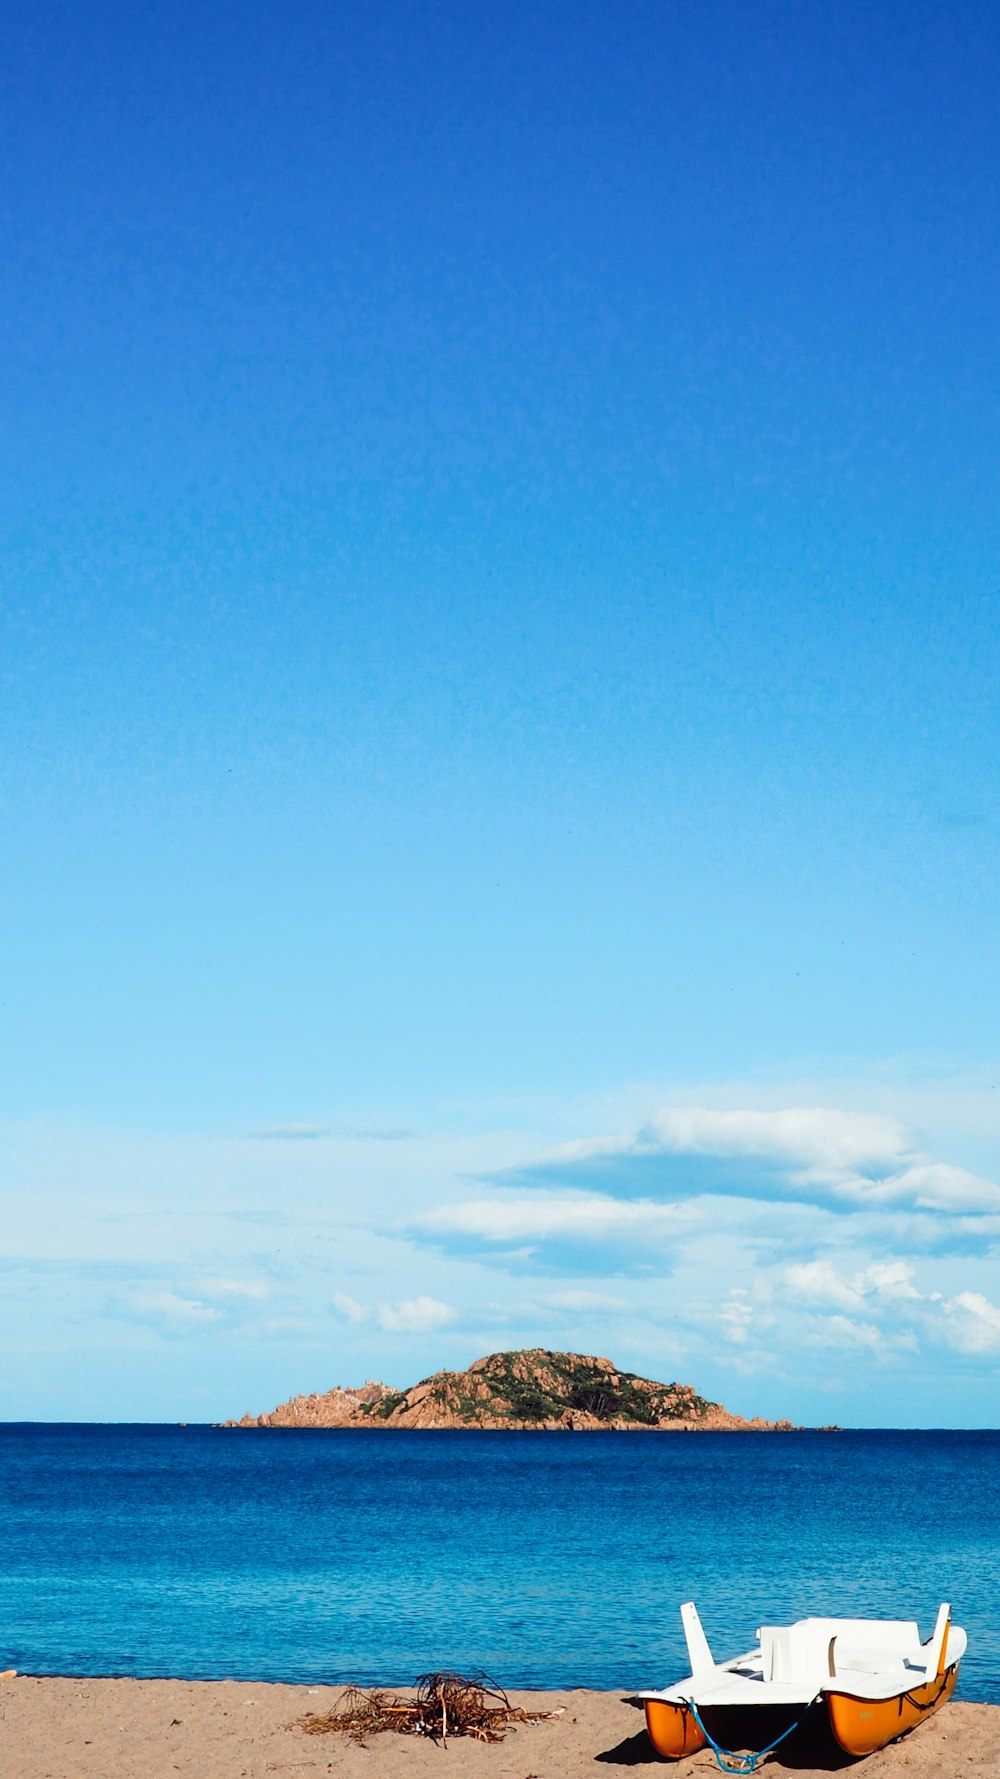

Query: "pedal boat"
left=639, top=1599, right=965, bottom=1764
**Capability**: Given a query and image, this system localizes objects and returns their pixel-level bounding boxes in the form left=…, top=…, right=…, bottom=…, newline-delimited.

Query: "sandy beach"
left=1, top=1676, right=997, bottom=1779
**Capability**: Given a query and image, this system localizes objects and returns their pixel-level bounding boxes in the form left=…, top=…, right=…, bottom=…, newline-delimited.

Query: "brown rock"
left=220, top=1348, right=797, bottom=1432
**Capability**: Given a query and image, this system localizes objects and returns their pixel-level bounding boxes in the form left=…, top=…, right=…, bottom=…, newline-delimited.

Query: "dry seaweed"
left=300, top=1670, right=561, bottom=1746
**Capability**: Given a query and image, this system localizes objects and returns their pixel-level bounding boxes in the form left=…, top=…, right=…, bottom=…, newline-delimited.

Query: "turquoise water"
left=1, top=1426, right=997, bottom=1698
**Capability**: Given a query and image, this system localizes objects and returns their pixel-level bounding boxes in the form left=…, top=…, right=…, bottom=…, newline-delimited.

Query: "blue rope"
left=683, top=1697, right=819, bottom=1775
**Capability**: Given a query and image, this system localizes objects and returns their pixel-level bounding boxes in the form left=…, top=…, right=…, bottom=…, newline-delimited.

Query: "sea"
left=1, top=1426, right=997, bottom=1700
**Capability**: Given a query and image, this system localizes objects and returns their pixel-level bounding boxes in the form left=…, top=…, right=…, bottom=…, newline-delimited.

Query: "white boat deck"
left=638, top=1601, right=966, bottom=1710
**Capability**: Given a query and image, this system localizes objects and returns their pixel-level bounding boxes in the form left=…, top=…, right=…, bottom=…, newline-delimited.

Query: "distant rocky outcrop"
left=222, top=1348, right=795, bottom=1431
left=226, top=1379, right=393, bottom=1429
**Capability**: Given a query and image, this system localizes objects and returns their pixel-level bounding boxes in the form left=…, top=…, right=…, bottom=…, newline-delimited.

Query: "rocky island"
left=222, top=1347, right=795, bottom=1431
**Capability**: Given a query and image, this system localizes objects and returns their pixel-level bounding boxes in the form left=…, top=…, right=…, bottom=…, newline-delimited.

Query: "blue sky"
left=2, top=1, right=998, bottom=1423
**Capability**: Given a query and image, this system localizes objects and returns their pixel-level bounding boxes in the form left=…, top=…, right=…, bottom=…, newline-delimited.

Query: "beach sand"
left=1, top=1676, right=997, bottom=1779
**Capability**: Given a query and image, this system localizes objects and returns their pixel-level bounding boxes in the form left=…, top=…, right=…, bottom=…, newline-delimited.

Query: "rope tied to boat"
left=682, top=1697, right=820, bottom=1775
left=901, top=1665, right=955, bottom=1715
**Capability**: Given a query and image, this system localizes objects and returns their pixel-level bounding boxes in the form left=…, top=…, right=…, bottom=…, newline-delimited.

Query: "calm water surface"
left=1, top=1427, right=997, bottom=1698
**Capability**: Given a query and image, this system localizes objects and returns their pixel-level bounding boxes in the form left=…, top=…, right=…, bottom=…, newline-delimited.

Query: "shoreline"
left=2, top=1675, right=997, bottom=1779
left=211, top=1423, right=825, bottom=1437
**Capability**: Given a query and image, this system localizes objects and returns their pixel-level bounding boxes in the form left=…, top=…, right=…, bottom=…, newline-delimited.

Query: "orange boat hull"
left=645, top=1665, right=960, bottom=1763
left=643, top=1699, right=707, bottom=1760
left=826, top=1661, right=960, bottom=1757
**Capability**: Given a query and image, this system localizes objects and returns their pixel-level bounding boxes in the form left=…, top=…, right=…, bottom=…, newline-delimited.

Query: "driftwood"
left=300, top=1670, right=561, bottom=1745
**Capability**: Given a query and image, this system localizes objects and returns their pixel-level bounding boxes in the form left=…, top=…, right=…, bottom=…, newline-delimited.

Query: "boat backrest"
left=925, top=1603, right=951, bottom=1676
left=680, top=1601, right=716, bottom=1677
left=757, top=1618, right=921, bottom=1684
left=758, top=1626, right=797, bottom=1682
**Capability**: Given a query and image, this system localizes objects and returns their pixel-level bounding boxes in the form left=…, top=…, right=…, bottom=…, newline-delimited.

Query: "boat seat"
left=757, top=1620, right=921, bottom=1685
left=830, top=1645, right=922, bottom=1674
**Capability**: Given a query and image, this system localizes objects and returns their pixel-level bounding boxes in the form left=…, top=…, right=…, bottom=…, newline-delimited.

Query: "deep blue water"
left=1, top=1427, right=997, bottom=1699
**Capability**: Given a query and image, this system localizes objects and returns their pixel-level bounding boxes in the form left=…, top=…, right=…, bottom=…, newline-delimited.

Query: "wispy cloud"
left=409, top=1189, right=703, bottom=1280
left=719, top=1288, right=756, bottom=1345
left=805, top=1314, right=888, bottom=1352
left=125, top=1290, right=223, bottom=1329
left=330, top=1125, right=418, bottom=1143
left=196, top=1277, right=270, bottom=1301
left=250, top=1122, right=417, bottom=1142
left=251, top=1123, right=328, bottom=1141
left=543, top=1289, right=626, bottom=1312
left=332, top=1291, right=369, bottom=1324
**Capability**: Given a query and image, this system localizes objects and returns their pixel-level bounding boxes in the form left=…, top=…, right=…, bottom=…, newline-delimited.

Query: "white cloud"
left=784, top=1259, right=866, bottom=1311
left=784, top=1258, right=921, bottom=1313
left=542, top=1105, right=1000, bottom=1214
left=644, top=1106, right=909, bottom=1172
left=332, top=1291, right=369, bottom=1324
left=880, top=1163, right=1000, bottom=1214
left=710, top=1282, right=776, bottom=1353
left=377, top=1295, right=456, bottom=1334
left=417, top=1191, right=694, bottom=1244
left=941, top=1291, right=1000, bottom=1354
left=864, top=1261, right=921, bottom=1299
left=128, top=1290, right=222, bottom=1326
left=785, top=1269, right=1000, bottom=1361
left=720, top=1288, right=755, bottom=1345
left=553, top=1106, right=908, bottom=1172
left=807, top=1315, right=886, bottom=1351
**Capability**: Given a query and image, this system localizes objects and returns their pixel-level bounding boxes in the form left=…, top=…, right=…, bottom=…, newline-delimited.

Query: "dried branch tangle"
left=299, top=1671, right=562, bottom=1746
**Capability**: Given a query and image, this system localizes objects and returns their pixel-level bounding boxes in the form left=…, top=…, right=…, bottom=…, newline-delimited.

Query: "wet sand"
left=1, top=1675, right=997, bottom=1779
